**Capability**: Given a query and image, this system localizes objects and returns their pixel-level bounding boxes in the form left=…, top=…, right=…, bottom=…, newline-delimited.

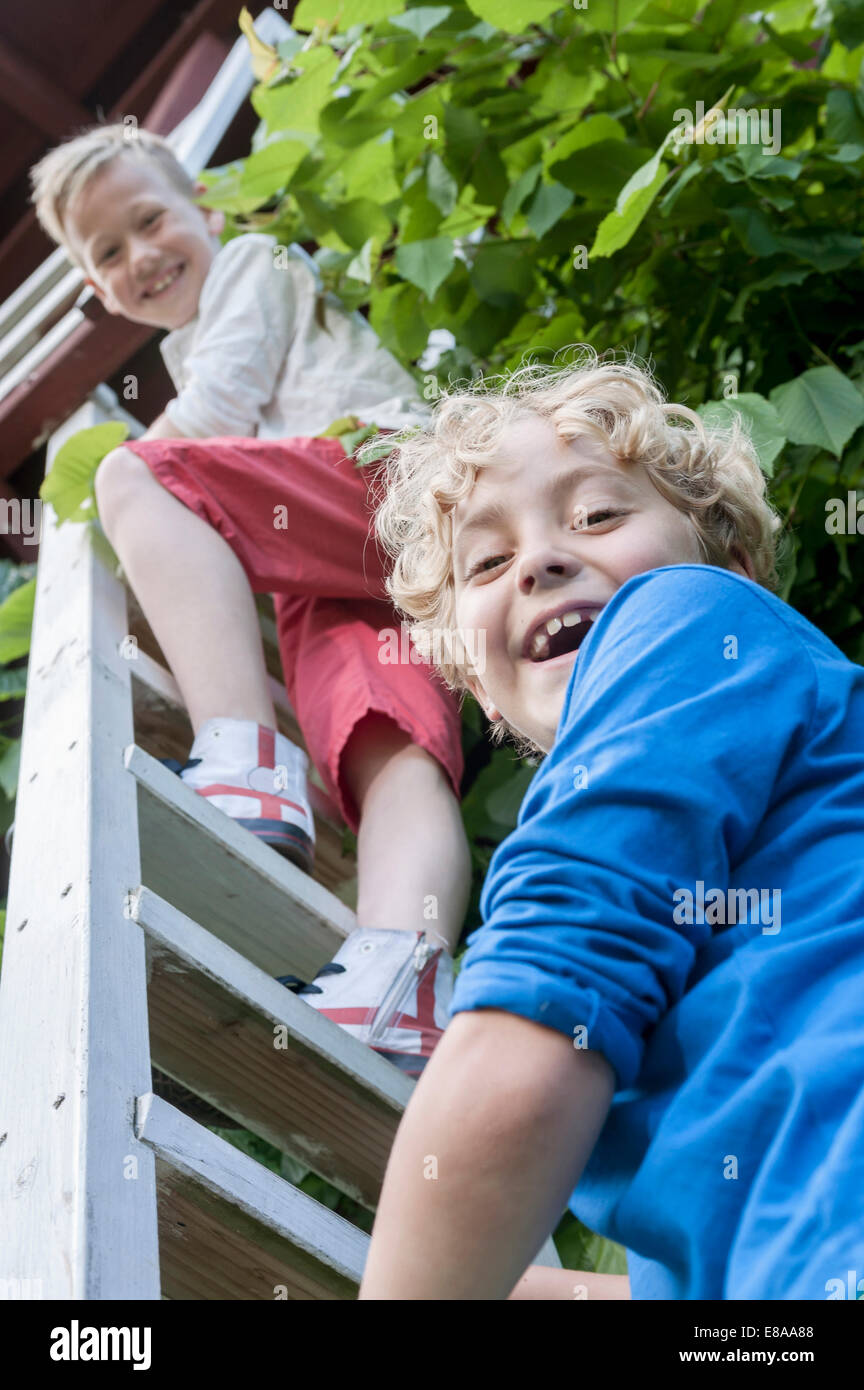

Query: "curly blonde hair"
left=367, top=345, right=786, bottom=754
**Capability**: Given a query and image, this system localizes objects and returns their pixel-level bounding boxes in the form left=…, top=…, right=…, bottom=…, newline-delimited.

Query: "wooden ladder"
left=0, top=395, right=562, bottom=1299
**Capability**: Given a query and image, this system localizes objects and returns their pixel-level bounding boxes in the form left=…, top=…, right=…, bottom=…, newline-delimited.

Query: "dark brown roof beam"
left=0, top=39, right=92, bottom=140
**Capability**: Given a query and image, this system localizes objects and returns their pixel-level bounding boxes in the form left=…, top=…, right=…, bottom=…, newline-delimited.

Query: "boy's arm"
left=358, top=1009, right=614, bottom=1301
left=139, top=410, right=190, bottom=441
left=359, top=568, right=817, bottom=1301
left=507, top=1267, right=631, bottom=1300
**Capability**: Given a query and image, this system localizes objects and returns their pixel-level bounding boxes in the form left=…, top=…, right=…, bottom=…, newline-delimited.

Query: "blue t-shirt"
left=450, top=564, right=864, bottom=1300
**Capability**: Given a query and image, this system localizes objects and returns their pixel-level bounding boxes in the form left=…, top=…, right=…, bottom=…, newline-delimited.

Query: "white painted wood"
left=126, top=743, right=355, bottom=979
left=0, top=398, right=160, bottom=1299
left=0, top=268, right=83, bottom=379
left=0, top=306, right=86, bottom=407
left=136, top=1093, right=368, bottom=1297
left=0, top=247, right=71, bottom=339
left=134, top=885, right=410, bottom=1105
left=134, top=885, right=409, bottom=1207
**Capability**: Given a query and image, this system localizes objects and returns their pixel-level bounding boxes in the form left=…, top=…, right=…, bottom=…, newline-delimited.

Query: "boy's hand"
left=358, top=1009, right=615, bottom=1300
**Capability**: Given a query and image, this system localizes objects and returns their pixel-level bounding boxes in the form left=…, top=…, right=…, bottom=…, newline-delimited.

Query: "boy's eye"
left=581, top=508, right=625, bottom=527
left=464, top=510, right=627, bottom=579
left=466, top=554, right=507, bottom=579
left=143, top=210, right=163, bottom=227
left=100, top=246, right=119, bottom=263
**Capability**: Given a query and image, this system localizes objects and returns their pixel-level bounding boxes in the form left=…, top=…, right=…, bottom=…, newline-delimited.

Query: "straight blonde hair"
left=30, top=123, right=196, bottom=261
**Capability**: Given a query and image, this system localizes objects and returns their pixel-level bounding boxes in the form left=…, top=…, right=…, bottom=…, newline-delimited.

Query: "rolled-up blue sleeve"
left=450, top=566, right=818, bottom=1091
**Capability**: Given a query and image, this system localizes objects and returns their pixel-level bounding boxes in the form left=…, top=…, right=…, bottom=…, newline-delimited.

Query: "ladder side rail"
left=0, top=396, right=160, bottom=1299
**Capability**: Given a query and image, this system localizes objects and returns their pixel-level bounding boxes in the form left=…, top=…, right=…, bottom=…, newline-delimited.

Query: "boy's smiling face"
left=453, top=413, right=752, bottom=754
left=64, top=154, right=223, bottom=330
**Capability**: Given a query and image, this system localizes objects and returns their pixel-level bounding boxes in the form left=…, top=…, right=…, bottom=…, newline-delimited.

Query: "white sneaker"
left=168, top=717, right=315, bottom=872
left=281, top=929, right=454, bottom=1076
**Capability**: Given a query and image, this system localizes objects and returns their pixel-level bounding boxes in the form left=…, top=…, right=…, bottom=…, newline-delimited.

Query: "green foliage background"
left=11, top=0, right=864, bottom=1286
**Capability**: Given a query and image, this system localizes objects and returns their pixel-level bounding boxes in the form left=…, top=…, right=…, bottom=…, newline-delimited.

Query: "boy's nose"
left=517, top=546, right=583, bottom=592
left=129, top=239, right=161, bottom=278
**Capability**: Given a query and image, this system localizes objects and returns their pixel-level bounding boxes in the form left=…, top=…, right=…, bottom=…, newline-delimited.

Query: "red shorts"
left=125, top=432, right=464, bottom=834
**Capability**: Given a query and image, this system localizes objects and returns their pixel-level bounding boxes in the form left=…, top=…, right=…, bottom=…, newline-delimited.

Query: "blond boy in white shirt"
left=30, top=125, right=471, bottom=1075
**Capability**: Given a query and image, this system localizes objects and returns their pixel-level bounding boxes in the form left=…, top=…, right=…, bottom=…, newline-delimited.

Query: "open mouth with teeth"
left=143, top=264, right=185, bottom=299
left=527, top=611, right=595, bottom=662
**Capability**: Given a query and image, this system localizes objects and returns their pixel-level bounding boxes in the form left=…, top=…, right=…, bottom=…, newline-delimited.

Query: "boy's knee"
left=93, top=445, right=150, bottom=517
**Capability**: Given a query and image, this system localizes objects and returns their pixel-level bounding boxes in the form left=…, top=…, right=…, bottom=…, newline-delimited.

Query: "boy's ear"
left=84, top=276, right=116, bottom=314
left=193, top=181, right=225, bottom=237
left=204, top=206, right=225, bottom=236
left=729, top=544, right=756, bottom=581
left=465, top=674, right=503, bottom=725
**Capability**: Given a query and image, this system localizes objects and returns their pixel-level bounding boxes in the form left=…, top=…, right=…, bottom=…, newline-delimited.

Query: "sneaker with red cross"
left=174, top=716, right=315, bottom=873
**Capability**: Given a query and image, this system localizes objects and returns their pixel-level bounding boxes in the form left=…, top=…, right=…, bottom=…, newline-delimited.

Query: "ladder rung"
left=125, top=744, right=355, bottom=981
left=135, top=1093, right=368, bottom=1300
left=133, top=885, right=411, bottom=1210
left=129, top=650, right=356, bottom=896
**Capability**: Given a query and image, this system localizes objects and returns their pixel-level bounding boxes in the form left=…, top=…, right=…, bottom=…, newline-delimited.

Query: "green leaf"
left=501, top=163, right=543, bottom=227
left=395, top=236, right=456, bottom=299
left=484, top=763, right=536, bottom=828
left=545, top=115, right=627, bottom=173
left=293, top=0, right=406, bottom=32
left=340, top=136, right=400, bottom=203
left=345, top=236, right=375, bottom=282
left=369, top=281, right=429, bottom=359
left=526, top=180, right=575, bottom=238
left=824, top=89, right=864, bottom=146
left=465, top=0, right=563, bottom=29
left=770, top=367, right=864, bottom=458
left=469, top=239, right=535, bottom=308
left=657, top=159, right=703, bottom=215
left=253, top=47, right=339, bottom=132
left=238, top=139, right=311, bottom=205
left=554, top=1212, right=629, bottom=1276
left=590, top=159, right=669, bottom=258
left=389, top=6, right=452, bottom=39
left=438, top=188, right=496, bottom=238
left=0, top=739, right=20, bottom=799
left=580, top=0, right=652, bottom=30
left=0, top=578, right=35, bottom=664
left=40, top=423, right=128, bottom=526
left=0, top=668, right=28, bottom=702
left=0, top=560, right=36, bottom=607
left=698, top=393, right=787, bottom=477
left=328, top=197, right=392, bottom=250
left=728, top=267, right=813, bottom=324
left=426, top=152, right=459, bottom=215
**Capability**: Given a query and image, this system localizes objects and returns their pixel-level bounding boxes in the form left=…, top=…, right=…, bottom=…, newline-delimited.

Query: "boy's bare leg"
left=95, top=446, right=275, bottom=732
left=507, top=1266, right=631, bottom=1300
left=342, top=713, right=472, bottom=952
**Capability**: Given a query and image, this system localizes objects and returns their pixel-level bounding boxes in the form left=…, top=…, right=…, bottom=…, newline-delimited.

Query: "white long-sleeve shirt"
left=159, top=233, right=431, bottom=439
